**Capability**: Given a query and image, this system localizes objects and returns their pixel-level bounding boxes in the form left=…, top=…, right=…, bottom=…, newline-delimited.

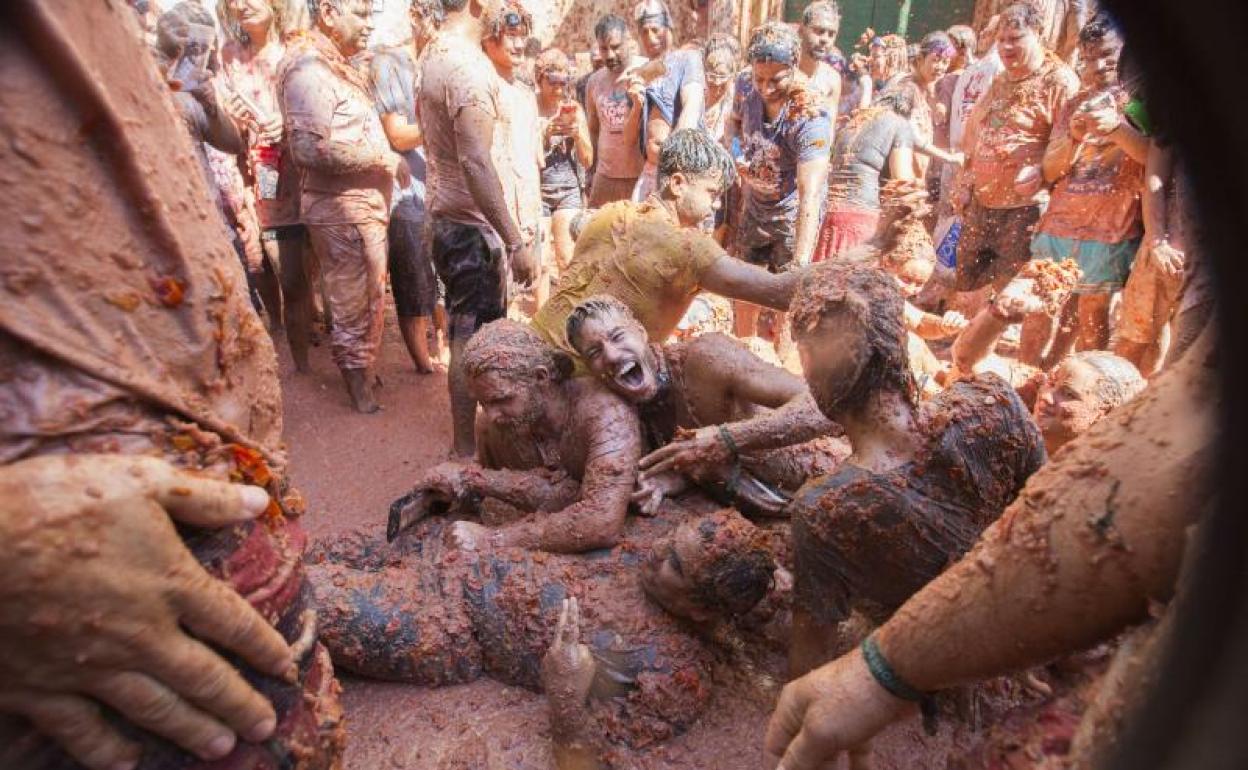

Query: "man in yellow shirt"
left=532, top=129, right=807, bottom=359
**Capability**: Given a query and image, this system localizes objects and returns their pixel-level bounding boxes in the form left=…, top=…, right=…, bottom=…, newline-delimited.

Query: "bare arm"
left=888, top=146, right=917, bottom=180
left=793, top=155, right=830, bottom=266
left=464, top=467, right=582, bottom=512
left=454, top=102, right=524, bottom=248
left=1142, top=141, right=1173, bottom=239
left=585, top=80, right=602, bottom=163
left=699, top=254, right=807, bottom=311
left=379, top=111, right=423, bottom=152
left=494, top=393, right=642, bottom=552
left=573, top=104, right=594, bottom=169
left=765, top=329, right=1216, bottom=769
left=1108, top=120, right=1150, bottom=166
left=284, top=62, right=391, bottom=175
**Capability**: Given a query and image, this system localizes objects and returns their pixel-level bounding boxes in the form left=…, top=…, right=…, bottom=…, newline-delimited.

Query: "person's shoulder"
left=1041, top=52, right=1080, bottom=89
left=684, top=331, right=747, bottom=361
left=570, top=377, right=636, bottom=419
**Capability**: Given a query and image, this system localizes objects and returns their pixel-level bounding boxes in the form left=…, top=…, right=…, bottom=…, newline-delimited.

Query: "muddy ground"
left=280, top=310, right=1001, bottom=769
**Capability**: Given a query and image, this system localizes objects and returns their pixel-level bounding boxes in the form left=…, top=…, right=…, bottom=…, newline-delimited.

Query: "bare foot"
left=342, top=368, right=381, bottom=414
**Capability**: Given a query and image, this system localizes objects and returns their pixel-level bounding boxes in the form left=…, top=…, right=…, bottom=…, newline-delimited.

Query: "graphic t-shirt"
left=587, top=61, right=646, bottom=180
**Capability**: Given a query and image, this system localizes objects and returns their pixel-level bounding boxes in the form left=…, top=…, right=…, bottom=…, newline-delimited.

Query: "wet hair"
left=874, top=85, right=916, bottom=117
left=999, top=2, right=1044, bottom=34
left=565, top=295, right=640, bottom=353
left=1079, top=11, right=1121, bottom=46
left=307, top=0, right=342, bottom=25
left=746, top=21, right=801, bottom=66
left=703, top=32, right=741, bottom=67
left=535, top=47, right=572, bottom=80
left=594, top=13, right=628, bottom=41
left=462, top=320, right=573, bottom=383
left=656, top=128, right=737, bottom=189
left=918, top=31, right=955, bottom=59
left=633, top=0, right=673, bottom=29
left=569, top=208, right=596, bottom=241
left=1063, top=352, right=1146, bottom=409
left=790, top=263, right=914, bottom=415
left=410, top=0, right=446, bottom=29
left=685, top=511, right=775, bottom=618
left=484, top=0, right=532, bottom=39
left=156, top=2, right=217, bottom=61
left=870, top=33, right=910, bottom=81
left=217, top=0, right=284, bottom=46
left=801, top=0, right=840, bottom=26
left=946, top=24, right=976, bottom=54
left=441, top=0, right=469, bottom=13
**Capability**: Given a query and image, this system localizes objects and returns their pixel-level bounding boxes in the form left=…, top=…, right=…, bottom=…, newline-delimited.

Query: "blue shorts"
left=1031, top=233, right=1140, bottom=294
left=936, top=220, right=961, bottom=269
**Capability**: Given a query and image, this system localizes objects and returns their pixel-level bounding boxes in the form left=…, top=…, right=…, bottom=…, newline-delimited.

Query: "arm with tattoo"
left=495, top=391, right=642, bottom=552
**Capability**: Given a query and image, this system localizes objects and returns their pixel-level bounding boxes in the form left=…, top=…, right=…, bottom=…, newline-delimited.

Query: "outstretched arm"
left=699, top=254, right=808, bottom=312
left=639, top=335, right=836, bottom=478
left=492, top=393, right=642, bottom=552
left=765, top=329, right=1216, bottom=770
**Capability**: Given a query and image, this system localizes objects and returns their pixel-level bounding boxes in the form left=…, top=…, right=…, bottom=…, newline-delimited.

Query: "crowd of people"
left=0, top=0, right=1222, bottom=769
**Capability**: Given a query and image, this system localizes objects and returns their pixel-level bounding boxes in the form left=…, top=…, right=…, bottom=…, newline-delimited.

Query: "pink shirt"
left=587, top=65, right=645, bottom=180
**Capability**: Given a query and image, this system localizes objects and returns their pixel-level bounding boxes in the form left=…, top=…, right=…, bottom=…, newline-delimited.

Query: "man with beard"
left=279, top=0, right=401, bottom=413
left=584, top=14, right=647, bottom=206
left=797, top=1, right=842, bottom=119
left=532, top=130, right=811, bottom=365
left=388, top=320, right=642, bottom=553
left=564, top=296, right=846, bottom=518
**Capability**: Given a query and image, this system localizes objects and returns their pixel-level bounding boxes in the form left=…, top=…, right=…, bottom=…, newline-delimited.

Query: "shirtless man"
left=388, top=320, right=642, bottom=553
left=532, top=129, right=810, bottom=363
left=797, top=1, right=842, bottom=120
left=564, top=296, right=844, bottom=517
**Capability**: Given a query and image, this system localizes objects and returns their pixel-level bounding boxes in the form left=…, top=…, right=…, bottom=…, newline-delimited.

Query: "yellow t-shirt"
left=531, top=199, right=724, bottom=359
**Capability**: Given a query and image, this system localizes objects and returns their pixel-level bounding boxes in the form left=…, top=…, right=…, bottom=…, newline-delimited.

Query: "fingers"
left=151, top=466, right=270, bottom=528
left=636, top=444, right=673, bottom=470
left=552, top=598, right=570, bottom=645
left=776, top=729, right=835, bottom=770
left=763, top=683, right=806, bottom=759
left=0, top=691, right=140, bottom=770
left=567, top=596, right=581, bottom=640
left=171, top=563, right=293, bottom=680
left=87, top=672, right=237, bottom=762
left=143, top=632, right=278, bottom=743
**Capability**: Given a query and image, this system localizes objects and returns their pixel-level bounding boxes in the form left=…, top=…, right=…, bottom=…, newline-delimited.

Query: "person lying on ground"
left=531, top=129, right=811, bottom=365
left=388, top=320, right=641, bottom=553
left=564, top=296, right=847, bottom=517
left=785, top=264, right=1046, bottom=675
left=763, top=323, right=1216, bottom=770
left=309, top=509, right=781, bottom=768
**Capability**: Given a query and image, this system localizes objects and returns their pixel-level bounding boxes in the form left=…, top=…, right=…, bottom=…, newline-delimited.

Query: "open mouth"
left=614, top=360, right=646, bottom=390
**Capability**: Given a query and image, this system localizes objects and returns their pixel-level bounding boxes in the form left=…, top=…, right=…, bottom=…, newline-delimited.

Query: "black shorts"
left=540, top=184, right=583, bottom=216
left=387, top=217, right=437, bottom=317
left=429, top=219, right=506, bottom=340
left=955, top=201, right=1042, bottom=291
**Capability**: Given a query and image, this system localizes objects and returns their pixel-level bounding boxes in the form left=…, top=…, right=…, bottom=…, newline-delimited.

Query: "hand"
left=1012, top=164, right=1043, bottom=198
left=255, top=115, right=284, bottom=145
left=447, top=520, right=493, bottom=552
left=1085, top=104, right=1122, bottom=137
left=1069, top=111, right=1091, bottom=142
left=993, top=277, right=1045, bottom=321
left=541, top=598, right=596, bottom=708
left=619, top=72, right=646, bottom=108
left=764, top=648, right=908, bottom=770
left=0, top=455, right=293, bottom=770
left=393, top=153, right=412, bottom=189
left=1150, top=239, right=1186, bottom=278
left=946, top=151, right=966, bottom=168
left=416, top=462, right=473, bottom=504
left=630, top=471, right=688, bottom=516
left=638, top=425, right=734, bottom=480
left=939, top=310, right=968, bottom=336
left=509, top=240, right=538, bottom=287
left=222, top=89, right=258, bottom=128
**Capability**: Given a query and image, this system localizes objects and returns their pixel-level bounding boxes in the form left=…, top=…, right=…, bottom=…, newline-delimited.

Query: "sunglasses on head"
left=502, top=10, right=524, bottom=28
left=543, top=73, right=571, bottom=85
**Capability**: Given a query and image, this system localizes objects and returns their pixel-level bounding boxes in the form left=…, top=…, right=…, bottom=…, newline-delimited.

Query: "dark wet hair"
left=484, top=0, right=532, bottom=39
left=594, top=13, right=628, bottom=41
left=747, top=21, right=801, bottom=66
left=1062, top=351, right=1146, bottom=408
left=535, top=47, right=571, bottom=79
left=157, top=2, right=216, bottom=61
left=462, top=320, right=573, bottom=383
left=687, top=511, right=775, bottom=618
left=441, top=0, right=469, bottom=13
left=1000, top=2, right=1044, bottom=34
left=801, top=0, right=840, bottom=26
left=1079, top=11, right=1121, bottom=46
left=918, top=31, right=955, bottom=58
left=656, top=128, right=737, bottom=189
left=703, top=32, right=741, bottom=64
left=411, top=0, right=446, bottom=28
left=790, top=263, right=914, bottom=416
left=875, top=85, right=916, bottom=117
left=565, top=295, right=640, bottom=353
